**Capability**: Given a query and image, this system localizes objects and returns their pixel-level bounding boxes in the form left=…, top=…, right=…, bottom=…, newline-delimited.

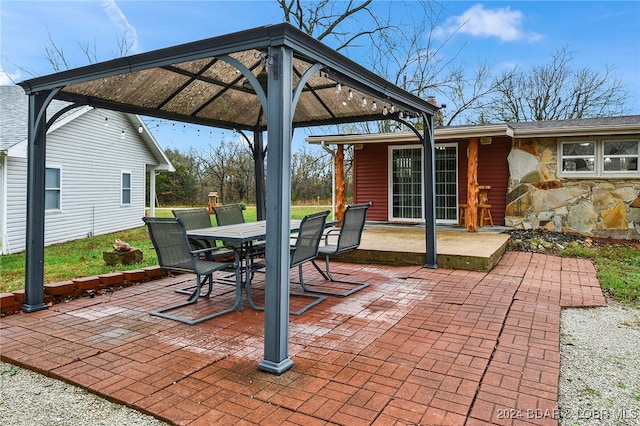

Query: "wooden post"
left=466, top=138, right=479, bottom=232
left=335, top=144, right=346, bottom=224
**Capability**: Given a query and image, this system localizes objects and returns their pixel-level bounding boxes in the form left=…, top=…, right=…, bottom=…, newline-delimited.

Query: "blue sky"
left=1, top=1, right=639, bottom=152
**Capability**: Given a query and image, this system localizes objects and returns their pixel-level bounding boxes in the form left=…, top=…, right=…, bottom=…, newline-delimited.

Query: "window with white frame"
left=603, top=140, right=638, bottom=172
left=45, top=167, right=61, bottom=210
left=559, top=139, right=639, bottom=177
left=121, top=172, right=131, bottom=205
left=560, top=141, right=595, bottom=173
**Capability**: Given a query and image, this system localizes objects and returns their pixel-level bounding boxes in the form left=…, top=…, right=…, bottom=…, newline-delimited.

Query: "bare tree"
left=277, top=1, right=476, bottom=129
left=482, top=47, right=630, bottom=123
left=10, top=28, right=136, bottom=75
left=197, top=140, right=256, bottom=204
left=277, top=0, right=394, bottom=52
left=290, top=147, right=333, bottom=202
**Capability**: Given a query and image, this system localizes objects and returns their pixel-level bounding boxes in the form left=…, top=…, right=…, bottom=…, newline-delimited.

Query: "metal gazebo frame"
left=18, top=23, right=438, bottom=374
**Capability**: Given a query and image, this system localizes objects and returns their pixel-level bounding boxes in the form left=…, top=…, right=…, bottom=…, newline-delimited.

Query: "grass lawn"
left=561, top=242, right=640, bottom=308
left=0, top=205, right=332, bottom=293
left=2, top=207, right=639, bottom=308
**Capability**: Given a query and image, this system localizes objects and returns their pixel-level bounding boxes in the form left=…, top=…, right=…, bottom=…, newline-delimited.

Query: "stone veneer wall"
left=505, top=138, right=640, bottom=240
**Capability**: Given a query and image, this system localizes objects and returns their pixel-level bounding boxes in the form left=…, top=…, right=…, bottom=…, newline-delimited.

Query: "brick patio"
left=0, top=251, right=605, bottom=425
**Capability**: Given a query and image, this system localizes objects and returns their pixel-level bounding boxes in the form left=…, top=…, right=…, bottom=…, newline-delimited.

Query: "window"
left=45, top=167, right=60, bottom=210
left=603, top=140, right=638, bottom=172
left=559, top=139, right=639, bottom=177
left=560, top=141, right=595, bottom=173
left=122, top=172, right=131, bottom=205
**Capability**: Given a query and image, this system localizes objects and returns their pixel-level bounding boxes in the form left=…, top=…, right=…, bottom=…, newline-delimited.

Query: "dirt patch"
left=505, top=228, right=640, bottom=254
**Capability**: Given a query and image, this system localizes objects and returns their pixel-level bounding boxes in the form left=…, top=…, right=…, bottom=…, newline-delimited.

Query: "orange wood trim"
left=336, top=144, right=346, bottom=224
left=466, top=138, right=479, bottom=232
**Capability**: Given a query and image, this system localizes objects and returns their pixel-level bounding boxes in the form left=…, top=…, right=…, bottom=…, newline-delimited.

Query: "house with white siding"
left=0, top=85, right=174, bottom=254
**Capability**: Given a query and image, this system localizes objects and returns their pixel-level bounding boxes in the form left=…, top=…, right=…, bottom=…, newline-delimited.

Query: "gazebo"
left=18, top=23, right=438, bottom=374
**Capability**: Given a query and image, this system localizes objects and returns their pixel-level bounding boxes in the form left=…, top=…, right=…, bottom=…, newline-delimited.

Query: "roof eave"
left=306, top=124, right=513, bottom=145
left=512, top=123, right=640, bottom=138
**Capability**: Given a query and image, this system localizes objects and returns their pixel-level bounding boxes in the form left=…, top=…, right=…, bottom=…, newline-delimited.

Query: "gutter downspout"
left=321, top=141, right=336, bottom=220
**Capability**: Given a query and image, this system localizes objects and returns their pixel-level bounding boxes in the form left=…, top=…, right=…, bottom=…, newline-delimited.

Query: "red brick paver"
left=0, top=252, right=605, bottom=425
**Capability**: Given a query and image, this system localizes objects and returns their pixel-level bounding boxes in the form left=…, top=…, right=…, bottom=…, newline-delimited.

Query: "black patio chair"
left=307, top=203, right=371, bottom=297
left=172, top=208, right=235, bottom=293
left=213, top=203, right=266, bottom=257
left=254, top=210, right=330, bottom=315
left=172, top=208, right=233, bottom=258
left=143, top=217, right=239, bottom=325
left=213, top=203, right=246, bottom=226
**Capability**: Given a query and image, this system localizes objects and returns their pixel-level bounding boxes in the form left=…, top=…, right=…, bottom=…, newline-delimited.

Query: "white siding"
left=4, top=109, right=158, bottom=253
left=4, top=154, right=27, bottom=254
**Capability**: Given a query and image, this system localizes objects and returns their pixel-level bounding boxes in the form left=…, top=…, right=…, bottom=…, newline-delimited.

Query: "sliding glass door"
left=435, top=144, right=458, bottom=224
left=389, top=144, right=458, bottom=223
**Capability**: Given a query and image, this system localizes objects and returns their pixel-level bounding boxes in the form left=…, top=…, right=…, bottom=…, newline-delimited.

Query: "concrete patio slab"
left=338, top=225, right=511, bottom=272
left=0, top=251, right=605, bottom=425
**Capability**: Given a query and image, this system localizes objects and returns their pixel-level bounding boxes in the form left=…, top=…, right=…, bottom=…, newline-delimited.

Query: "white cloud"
left=100, top=0, right=140, bottom=53
left=435, top=4, right=543, bottom=42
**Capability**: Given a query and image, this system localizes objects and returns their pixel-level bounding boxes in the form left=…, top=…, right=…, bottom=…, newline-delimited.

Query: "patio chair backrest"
left=213, top=204, right=245, bottom=226
left=335, top=203, right=370, bottom=254
left=291, top=211, right=330, bottom=268
left=143, top=217, right=194, bottom=273
left=172, top=208, right=213, bottom=230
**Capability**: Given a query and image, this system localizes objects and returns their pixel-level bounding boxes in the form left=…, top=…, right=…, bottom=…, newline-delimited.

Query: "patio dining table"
left=188, top=219, right=334, bottom=311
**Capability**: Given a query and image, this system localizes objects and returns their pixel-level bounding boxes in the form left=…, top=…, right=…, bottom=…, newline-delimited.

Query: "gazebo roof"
left=19, top=23, right=437, bottom=132
left=18, top=22, right=438, bottom=375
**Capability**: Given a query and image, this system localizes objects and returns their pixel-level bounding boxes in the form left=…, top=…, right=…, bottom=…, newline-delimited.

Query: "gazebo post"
left=259, top=45, right=295, bottom=374
left=422, top=113, right=437, bottom=268
left=23, top=90, right=55, bottom=312
left=253, top=130, right=266, bottom=221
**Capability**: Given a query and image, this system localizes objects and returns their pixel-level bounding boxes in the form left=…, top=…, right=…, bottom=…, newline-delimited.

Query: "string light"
left=335, top=82, right=342, bottom=94
left=104, top=117, right=109, bottom=127
left=383, top=106, right=388, bottom=116
left=138, top=125, right=143, bottom=133
left=361, top=97, right=367, bottom=107
left=372, top=101, right=377, bottom=111
left=120, top=130, right=125, bottom=139
left=347, top=89, right=353, bottom=101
